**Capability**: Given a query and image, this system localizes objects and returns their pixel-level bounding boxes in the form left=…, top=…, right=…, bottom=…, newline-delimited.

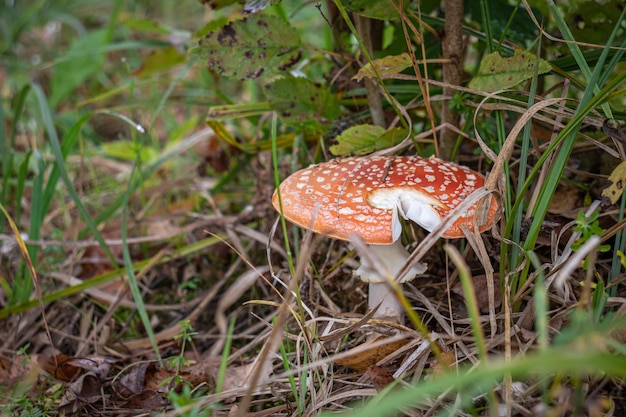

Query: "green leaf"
left=122, top=17, right=172, bottom=35
left=468, top=49, right=551, bottom=92
left=340, top=0, right=405, bottom=20
left=199, top=0, right=243, bottom=9
left=101, top=140, right=158, bottom=163
left=265, top=78, right=340, bottom=135
left=329, top=124, right=407, bottom=156
left=567, top=0, right=626, bottom=45
left=133, top=46, right=186, bottom=77
left=353, top=53, right=412, bottom=82
left=195, top=14, right=302, bottom=80
left=49, top=29, right=108, bottom=108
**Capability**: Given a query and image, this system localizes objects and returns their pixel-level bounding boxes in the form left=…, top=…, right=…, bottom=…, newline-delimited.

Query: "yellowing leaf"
left=353, top=53, right=412, bottom=82
left=468, top=50, right=551, bottom=92
left=602, top=160, right=626, bottom=205
left=101, top=141, right=158, bottom=163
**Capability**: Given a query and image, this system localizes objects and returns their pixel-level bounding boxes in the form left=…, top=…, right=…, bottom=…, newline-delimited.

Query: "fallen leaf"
left=44, top=354, right=82, bottom=382
left=122, top=389, right=168, bottom=410
left=366, top=365, right=396, bottom=391
left=58, top=372, right=104, bottom=414
left=139, top=362, right=174, bottom=393
left=116, top=362, right=151, bottom=397
left=548, top=184, right=582, bottom=215
left=451, top=274, right=502, bottom=314
left=184, top=357, right=220, bottom=388
left=189, top=358, right=260, bottom=392
left=335, top=336, right=408, bottom=371
left=0, top=354, right=38, bottom=386
left=0, top=355, right=40, bottom=399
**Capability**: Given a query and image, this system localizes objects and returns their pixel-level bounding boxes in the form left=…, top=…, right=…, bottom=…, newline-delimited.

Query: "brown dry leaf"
left=366, top=365, right=396, bottom=391
left=44, top=353, right=115, bottom=382
left=0, top=355, right=40, bottom=398
left=116, top=362, right=151, bottom=397
left=548, top=184, right=582, bottom=215
left=194, top=132, right=234, bottom=173
left=76, top=245, right=114, bottom=279
left=335, top=336, right=409, bottom=371
left=115, top=362, right=178, bottom=404
left=144, top=362, right=176, bottom=392
left=430, top=351, right=456, bottom=376
left=44, top=354, right=82, bottom=382
left=451, top=274, right=502, bottom=314
left=0, top=354, right=38, bottom=386
left=58, top=372, right=104, bottom=414
left=188, top=358, right=260, bottom=392
left=122, top=389, right=169, bottom=410
left=184, top=356, right=220, bottom=388
left=145, top=217, right=185, bottom=240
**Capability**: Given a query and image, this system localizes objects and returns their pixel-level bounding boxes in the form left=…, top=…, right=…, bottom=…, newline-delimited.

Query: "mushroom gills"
left=368, top=187, right=443, bottom=235
left=398, top=197, right=442, bottom=232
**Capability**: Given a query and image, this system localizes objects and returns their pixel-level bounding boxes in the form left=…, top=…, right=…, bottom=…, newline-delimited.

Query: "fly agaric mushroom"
left=272, top=155, right=498, bottom=322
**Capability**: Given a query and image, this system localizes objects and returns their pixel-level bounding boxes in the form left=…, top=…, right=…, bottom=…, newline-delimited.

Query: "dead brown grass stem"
left=234, top=228, right=316, bottom=416
left=393, top=0, right=439, bottom=156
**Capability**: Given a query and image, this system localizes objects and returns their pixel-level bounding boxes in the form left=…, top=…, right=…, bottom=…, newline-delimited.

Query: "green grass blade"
left=120, top=172, right=162, bottom=364
left=31, top=84, right=117, bottom=265
left=215, top=316, right=236, bottom=394
left=41, top=113, right=92, bottom=217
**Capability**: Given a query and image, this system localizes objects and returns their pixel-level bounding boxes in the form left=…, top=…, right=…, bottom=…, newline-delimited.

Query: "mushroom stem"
left=355, top=240, right=427, bottom=323
left=368, top=281, right=403, bottom=322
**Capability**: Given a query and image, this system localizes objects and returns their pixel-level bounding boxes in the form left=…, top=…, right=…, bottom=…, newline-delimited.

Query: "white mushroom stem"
left=354, top=240, right=427, bottom=322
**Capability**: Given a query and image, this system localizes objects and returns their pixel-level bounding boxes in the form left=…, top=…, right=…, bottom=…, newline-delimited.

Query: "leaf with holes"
left=195, top=14, right=302, bottom=80
left=265, top=78, right=340, bottom=135
left=329, top=124, right=407, bottom=156
left=468, top=50, right=551, bottom=92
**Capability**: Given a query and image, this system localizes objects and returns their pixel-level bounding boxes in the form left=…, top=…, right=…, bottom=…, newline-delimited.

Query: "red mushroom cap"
left=272, top=156, right=499, bottom=244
